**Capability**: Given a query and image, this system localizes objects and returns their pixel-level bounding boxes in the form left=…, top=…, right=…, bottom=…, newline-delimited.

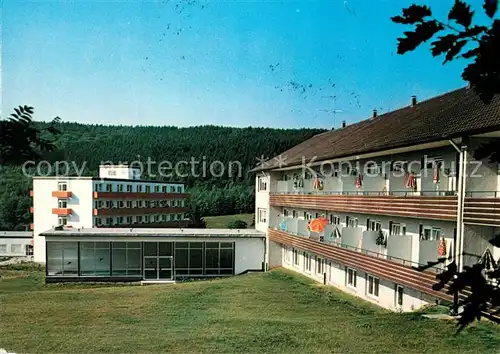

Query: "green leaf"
left=484, top=0, right=498, bottom=18
left=449, top=0, right=474, bottom=28
left=396, top=21, right=444, bottom=55
left=391, top=5, right=432, bottom=24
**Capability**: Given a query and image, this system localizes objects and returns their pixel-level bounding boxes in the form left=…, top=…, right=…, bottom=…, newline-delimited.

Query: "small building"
left=0, top=232, right=33, bottom=257
left=41, top=228, right=266, bottom=282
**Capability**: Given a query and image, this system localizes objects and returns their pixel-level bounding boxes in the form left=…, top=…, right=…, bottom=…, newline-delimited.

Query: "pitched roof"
left=254, top=87, right=500, bottom=171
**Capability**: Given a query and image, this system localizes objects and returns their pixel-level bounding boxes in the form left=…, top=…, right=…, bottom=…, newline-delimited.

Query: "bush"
left=226, top=219, right=248, bottom=229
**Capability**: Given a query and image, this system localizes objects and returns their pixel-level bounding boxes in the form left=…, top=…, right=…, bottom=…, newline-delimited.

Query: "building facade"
left=31, top=165, right=189, bottom=263
left=41, top=228, right=266, bottom=282
left=254, top=88, right=500, bottom=312
left=0, top=232, right=33, bottom=257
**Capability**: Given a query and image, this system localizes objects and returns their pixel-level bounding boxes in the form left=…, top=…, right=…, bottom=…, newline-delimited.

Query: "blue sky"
left=1, top=0, right=481, bottom=128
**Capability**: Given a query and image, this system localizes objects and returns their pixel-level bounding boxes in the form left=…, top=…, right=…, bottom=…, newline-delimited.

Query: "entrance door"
left=143, top=256, right=173, bottom=280
left=158, top=256, right=173, bottom=280
left=144, top=256, right=158, bottom=280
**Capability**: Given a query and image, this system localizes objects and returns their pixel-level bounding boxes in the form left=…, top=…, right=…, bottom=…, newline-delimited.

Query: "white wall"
left=0, top=237, right=32, bottom=256
left=33, top=178, right=94, bottom=263
left=99, top=165, right=141, bottom=180
left=280, top=244, right=435, bottom=312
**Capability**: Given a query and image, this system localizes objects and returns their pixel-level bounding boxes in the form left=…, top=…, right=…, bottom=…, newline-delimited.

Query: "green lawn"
left=204, top=213, right=254, bottom=228
left=1, top=266, right=500, bottom=353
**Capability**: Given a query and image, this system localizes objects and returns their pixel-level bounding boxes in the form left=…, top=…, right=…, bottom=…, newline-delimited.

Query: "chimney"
left=372, top=109, right=378, bottom=118
left=341, top=120, right=346, bottom=128
left=411, top=95, right=417, bottom=107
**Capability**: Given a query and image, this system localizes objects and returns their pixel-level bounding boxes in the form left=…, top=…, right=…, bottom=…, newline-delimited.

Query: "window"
left=111, top=242, right=141, bottom=276
left=304, top=252, right=312, bottom=272
left=258, top=208, right=267, bottom=223
left=161, top=186, right=167, bottom=193
left=292, top=210, right=298, bottom=218
left=0, top=244, right=7, bottom=254
left=283, top=209, right=289, bottom=217
left=396, top=285, right=404, bottom=306
left=80, top=242, right=111, bottom=276
left=421, top=226, right=442, bottom=241
left=126, top=216, right=132, bottom=224
left=177, top=186, right=182, bottom=193
left=136, top=215, right=143, bottom=223
left=118, top=201, right=124, bottom=208
left=145, top=215, right=151, bottom=223
left=58, top=216, right=68, bottom=226
left=329, top=215, right=341, bottom=225
left=366, top=274, right=380, bottom=297
left=346, top=216, right=358, bottom=228
left=367, top=219, right=381, bottom=231
left=95, top=217, right=102, bottom=226
left=145, top=201, right=151, bottom=208
left=258, top=176, right=268, bottom=191
left=170, top=186, right=175, bottom=193
left=137, top=200, right=143, bottom=208
left=155, top=215, right=160, bottom=222
left=118, top=184, right=124, bottom=192
left=95, top=184, right=102, bottom=192
left=366, top=162, right=382, bottom=175
left=425, top=156, right=443, bottom=169
left=154, top=185, right=160, bottom=193
left=105, top=200, right=112, bottom=208
left=176, top=213, right=182, bottom=220
left=11, top=244, right=22, bottom=254
left=25, top=244, right=33, bottom=256
left=106, top=217, right=113, bottom=225
left=108, top=170, right=117, bottom=176
left=57, top=182, right=67, bottom=191
left=391, top=222, right=406, bottom=236
left=145, top=185, right=151, bottom=193
left=105, top=184, right=112, bottom=192
left=202, top=242, right=235, bottom=276
left=117, top=216, right=124, bottom=224
left=346, top=267, right=357, bottom=288
left=162, top=214, right=167, bottom=222
left=46, top=242, right=78, bottom=276
left=126, top=201, right=132, bottom=208
left=284, top=247, right=291, bottom=263
left=127, top=184, right=133, bottom=192
left=58, top=199, right=68, bottom=208
left=293, top=248, right=299, bottom=266
left=137, top=185, right=143, bottom=192
left=315, top=256, right=324, bottom=274
left=304, top=212, right=313, bottom=221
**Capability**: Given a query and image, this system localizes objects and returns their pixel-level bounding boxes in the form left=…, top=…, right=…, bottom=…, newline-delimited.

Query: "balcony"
left=269, top=227, right=451, bottom=301
left=93, top=192, right=189, bottom=200
left=52, top=208, right=73, bottom=216
left=97, top=220, right=191, bottom=228
left=464, top=196, right=500, bottom=227
left=270, top=193, right=458, bottom=221
left=93, top=207, right=188, bottom=216
left=52, top=191, right=73, bottom=198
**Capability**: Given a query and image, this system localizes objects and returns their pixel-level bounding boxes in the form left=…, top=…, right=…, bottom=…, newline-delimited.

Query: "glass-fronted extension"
left=46, top=241, right=236, bottom=281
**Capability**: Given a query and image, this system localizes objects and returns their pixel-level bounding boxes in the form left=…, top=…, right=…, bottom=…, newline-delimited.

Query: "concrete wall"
left=281, top=244, right=435, bottom=312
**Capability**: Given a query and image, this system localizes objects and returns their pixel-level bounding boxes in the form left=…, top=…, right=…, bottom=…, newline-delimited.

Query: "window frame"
left=366, top=274, right=380, bottom=298
left=346, top=267, right=357, bottom=288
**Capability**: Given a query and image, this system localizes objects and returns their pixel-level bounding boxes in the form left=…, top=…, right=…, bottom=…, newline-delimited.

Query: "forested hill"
left=39, top=122, right=324, bottom=185
left=0, top=123, right=325, bottom=230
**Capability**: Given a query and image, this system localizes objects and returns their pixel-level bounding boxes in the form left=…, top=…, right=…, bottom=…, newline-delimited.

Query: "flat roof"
left=0, top=231, right=33, bottom=238
left=40, top=228, right=266, bottom=238
left=32, top=177, right=185, bottom=185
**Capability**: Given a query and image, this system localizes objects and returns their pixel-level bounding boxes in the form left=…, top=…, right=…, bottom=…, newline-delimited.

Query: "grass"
left=1, top=266, right=500, bottom=353
left=204, top=213, right=254, bottom=228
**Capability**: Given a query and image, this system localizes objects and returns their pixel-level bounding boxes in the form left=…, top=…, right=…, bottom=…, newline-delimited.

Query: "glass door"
left=144, top=256, right=158, bottom=280
left=158, top=256, right=173, bottom=280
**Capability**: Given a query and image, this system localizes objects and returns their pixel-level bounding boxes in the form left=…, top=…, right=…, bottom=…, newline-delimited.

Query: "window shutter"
left=389, top=221, right=393, bottom=235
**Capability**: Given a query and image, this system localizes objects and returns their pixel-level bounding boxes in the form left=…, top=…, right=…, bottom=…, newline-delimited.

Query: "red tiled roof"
left=254, top=87, right=500, bottom=171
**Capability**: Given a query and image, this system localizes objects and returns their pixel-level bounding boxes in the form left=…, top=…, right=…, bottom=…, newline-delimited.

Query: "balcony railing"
left=93, top=192, right=189, bottom=199
left=93, top=207, right=188, bottom=216
left=270, top=193, right=458, bottom=221
left=269, top=228, right=451, bottom=301
left=52, top=191, right=73, bottom=198
left=52, top=208, right=73, bottom=216
left=464, top=196, right=500, bottom=227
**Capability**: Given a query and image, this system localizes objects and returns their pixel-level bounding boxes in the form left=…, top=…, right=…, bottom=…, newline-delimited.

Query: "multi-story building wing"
left=31, top=165, right=189, bottom=263
left=254, top=88, right=500, bottom=311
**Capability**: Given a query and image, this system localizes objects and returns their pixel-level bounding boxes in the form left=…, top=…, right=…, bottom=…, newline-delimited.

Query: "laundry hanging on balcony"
left=355, top=174, right=363, bottom=189
left=405, top=172, right=417, bottom=191
left=308, top=217, right=329, bottom=233
left=278, top=219, right=287, bottom=232
left=437, top=238, right=447, bottom=257
left=293, top=175, right=304, bottom=189
left=433, top=164, right=440, bottom=184
left=478, top=248, right=497, bottom=272
left=313, top=176, right=324, bottom=190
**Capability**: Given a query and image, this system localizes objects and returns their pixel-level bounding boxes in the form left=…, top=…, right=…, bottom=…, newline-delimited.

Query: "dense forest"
left=0, top=121, right=324, bottom=230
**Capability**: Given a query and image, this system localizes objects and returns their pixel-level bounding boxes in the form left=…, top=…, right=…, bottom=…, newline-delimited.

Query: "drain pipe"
left=449, top=139, right=466, bottom=272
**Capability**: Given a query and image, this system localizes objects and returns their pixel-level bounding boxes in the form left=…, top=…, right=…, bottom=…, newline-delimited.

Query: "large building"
left=254, top=88, right=500, bottom=312
left=31, top=165, right=190, bottom=263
